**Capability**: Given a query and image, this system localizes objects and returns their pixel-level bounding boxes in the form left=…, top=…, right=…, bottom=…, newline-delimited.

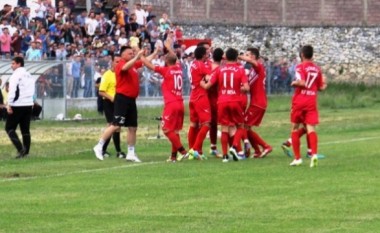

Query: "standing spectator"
left=71, top=54, right=81, bottom=98
left=5, top=57, right=36, bottom=159
left=55, top=42, right=67, bottom=60
left=93, top=46, right=144, bottom=162
left=134, top=3, right=145, bottom=27
left=289, top=45, right=327, bottom=167
left=0, top=27, right=11, bottom=57
left=159, top=13, right=171, bottom=34
left=19, top=7, right=31, bottom=29
left=83, top=56, right=93, bottom=97
left=85, top=12, right=99, bottom=37
left=149, top=25, right=160, bottom=51
left=11, top=30, right=22, bottom=56
left=35, top=0, right=47, bottom=21
left=48, top=68, right=63, bottom=98
left=25, top=41, right=42, bottom=61
left=66, top=55, right=73, bottom=98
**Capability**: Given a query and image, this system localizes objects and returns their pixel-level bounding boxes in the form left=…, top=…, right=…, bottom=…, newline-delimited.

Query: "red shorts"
left=290, top=103, right=319, bottom=125
left=245, top=105, right=266, bottom=127
left=218, top=102, right=244, bottom=126
left=189, top=95, right=211, bottom=124
left=162, top=101, right=184, bottom=131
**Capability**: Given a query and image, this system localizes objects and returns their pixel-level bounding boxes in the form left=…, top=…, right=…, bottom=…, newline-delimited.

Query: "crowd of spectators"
left=0, top=0, right=297, bottom=99
left=0, top=0, right=187, bottom=98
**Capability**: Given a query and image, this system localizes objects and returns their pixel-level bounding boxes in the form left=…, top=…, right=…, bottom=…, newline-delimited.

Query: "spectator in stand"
left=19, top=7, right=31, bottom=30
left=128, top=13, right=139, bottom=33
left=25, top=41, right=42, bottom=61
left=55, top=42, right=67, bottom=60
left=1, top=4, right=13, bottom=22
left=149, top=25, right=160, bottom=51
left=0, top=27, right=11, bottom=57
left=11, top=30, right=22, bottom=56
left=118, top=32, right=128, bottom=46
left=134, top=3, right=145, bottom=27
left=85, top=11, right=99, bottom=37
left=35, top=0, right=48, bottom=21
left=159, top=13, right=171, bottom=34
left=146, top=14, right=156, bottom=33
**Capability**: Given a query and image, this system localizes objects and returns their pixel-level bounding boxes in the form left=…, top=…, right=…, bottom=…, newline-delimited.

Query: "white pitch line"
left=1, top=136, right=379, bottom=183
left=0, top=161, right=162, bottom=183
left=319, top=136, right=380, bottom=146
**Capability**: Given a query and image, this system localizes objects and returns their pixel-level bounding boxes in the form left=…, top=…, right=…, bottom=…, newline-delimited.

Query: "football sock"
left=247, top=130, right=260, bottom=153
left=102, top=137, right=111, bottom=153
left=210, top=144, right=217, bottom=151
left=233, top=128, right=244, bottom=151
left=297, top=127, right=307, bottom=137
left=308, top=131, right=318, bottom=155
left=165, top=131, right=183, bottom=153
left=193, top=125, right=210, bottom=151
left=98, top=138, right=105, bottom=147
left=113, top=132, right=121, bottom=152
left=188, top=126, right=199, bottom=149
left=221, top=132, right=229, bottom=156
left=128, top=146, right=135, bottom=155
left=291, top=131, right=301, bottom=160
left=250, top=130, right=268, bottom=148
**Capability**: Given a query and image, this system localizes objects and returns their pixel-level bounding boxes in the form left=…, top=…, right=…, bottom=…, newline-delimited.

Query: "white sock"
left=128, top=146, right=135, bottom=155
left=97, top=139, right=105, bottom=147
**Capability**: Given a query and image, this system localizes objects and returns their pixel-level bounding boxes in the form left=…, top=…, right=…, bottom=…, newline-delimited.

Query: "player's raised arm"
left=164, top=37, right=176, bottom=57
left=121, top=47, right=144, bottom=71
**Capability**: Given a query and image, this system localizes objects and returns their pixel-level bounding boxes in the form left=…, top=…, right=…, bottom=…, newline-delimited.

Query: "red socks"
left=165, top=131, right=183, bottom=153
left=188, top=126, right=199, bottom=149
left=291, top=131, right=301, bottom=160
left=307, top=131, right=318, bottom=155
left=221, top=132, right=229, bottom=156
left=193, top=125, right=210, bottom=151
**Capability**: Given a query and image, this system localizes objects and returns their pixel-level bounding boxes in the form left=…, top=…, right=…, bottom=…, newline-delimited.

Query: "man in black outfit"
left=5, top=57, right=36, bottom=159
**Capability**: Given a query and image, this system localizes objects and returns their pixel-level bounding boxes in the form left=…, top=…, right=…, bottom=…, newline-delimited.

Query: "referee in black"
left=5, top=57, right=36, bottom=159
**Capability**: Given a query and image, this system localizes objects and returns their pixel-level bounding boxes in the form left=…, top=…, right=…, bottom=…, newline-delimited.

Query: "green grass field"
left=1, top=83, right=380, bottom=233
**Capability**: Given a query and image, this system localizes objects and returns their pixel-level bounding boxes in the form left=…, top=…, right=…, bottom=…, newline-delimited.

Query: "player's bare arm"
left=140, top=55, right=156, bottom=71
left=238, top=55, right=258, bottom=67
left=99, top=91, right=114, bottom=102
left=121, top=50, right=144, bottom=71
left=164, top=37, right=176, bottom=57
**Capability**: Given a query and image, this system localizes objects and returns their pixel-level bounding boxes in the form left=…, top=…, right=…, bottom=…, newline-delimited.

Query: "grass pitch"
left=1, top=84, right=380, bottom=233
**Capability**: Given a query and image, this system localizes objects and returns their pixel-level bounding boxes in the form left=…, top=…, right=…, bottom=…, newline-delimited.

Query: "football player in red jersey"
left=289, top=45, right=327, bottom=167
left=140, top=42, right=189, bottom=162
left=239, top=48, right=272, bottom=158
left=187, top=46, right=212, bottom=159
left=202, top=48, right=250, bottom=162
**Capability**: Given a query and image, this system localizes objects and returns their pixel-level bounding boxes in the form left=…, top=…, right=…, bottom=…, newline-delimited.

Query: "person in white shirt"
left=5, top=57, right=36, bottom=159
left=134, top=3, right=145, bottom=27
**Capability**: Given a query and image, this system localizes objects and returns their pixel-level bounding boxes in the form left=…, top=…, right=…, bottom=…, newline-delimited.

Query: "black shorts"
left=113, top=93, right=138, bottom=127
left=103, top=99, right=114, bottom=123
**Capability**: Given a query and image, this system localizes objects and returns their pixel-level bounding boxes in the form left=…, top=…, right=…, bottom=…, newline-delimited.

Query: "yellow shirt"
left=129, top=36, right=140, bottom=48
left=2, top=88, right=8, bottom=105
left=99, top=70, right=116, bottom=99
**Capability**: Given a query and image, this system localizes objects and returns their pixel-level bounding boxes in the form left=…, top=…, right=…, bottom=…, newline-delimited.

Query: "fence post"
left=63, top=60, right=67, bottom=119
left=206, top=0, right=210, bottom=19
left=170, top=0, right=174, bottom=19
left=282, top=0, right=286, bottom=24
left=244, top=0, right=248, bottom=23
left=363, top=0, right=368, bottom=24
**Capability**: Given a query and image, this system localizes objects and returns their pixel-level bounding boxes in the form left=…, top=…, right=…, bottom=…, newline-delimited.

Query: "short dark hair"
left=212, top=48, right=224, bottom=62
left=225, top=48, right=238, bottom=61
left=301, top=45, right=313, bottom=59
left=120, top=45, right=132, bottom=55
left=111, top=53, right=121, bottom=61
left=197, top=41, right=210, bottom=47
left=194, top=46, right=207, bottom=60
left=13, top=56, right=24, bottom=67
left=247, top=47, right=260, bottom=59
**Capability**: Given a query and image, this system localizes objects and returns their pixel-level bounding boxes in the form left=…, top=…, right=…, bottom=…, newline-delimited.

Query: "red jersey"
left=292, top=61, right=323, bottom=106
left=210, top=63, right=248, bottom=104
left=154, top=65, right=184, bottom=104
left=208, top=64, right=219, bottom=103
left=190, top=60, right=211, bottom=101
left=115, top=60, right=143, bottom=98
left=247, top=62, right=267, bottom=109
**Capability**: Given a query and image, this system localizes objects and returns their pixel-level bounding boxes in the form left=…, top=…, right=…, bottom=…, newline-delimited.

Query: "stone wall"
left=183, top=25, right=380, bottom=84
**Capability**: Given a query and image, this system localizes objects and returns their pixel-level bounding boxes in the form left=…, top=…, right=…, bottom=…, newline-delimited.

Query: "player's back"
left=190, top=60, right=209, bottom=101
left=293, top=61, right=323, bottom=105
left=156, top=65, right=183, bottom=104
left=216, top=63, right=248, bottom=103
left=248, top=62, right=267, bottom=109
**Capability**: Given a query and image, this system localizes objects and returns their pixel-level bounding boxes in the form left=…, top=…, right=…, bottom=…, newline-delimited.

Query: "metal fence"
left=2, top=58, right=366, bottom=120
